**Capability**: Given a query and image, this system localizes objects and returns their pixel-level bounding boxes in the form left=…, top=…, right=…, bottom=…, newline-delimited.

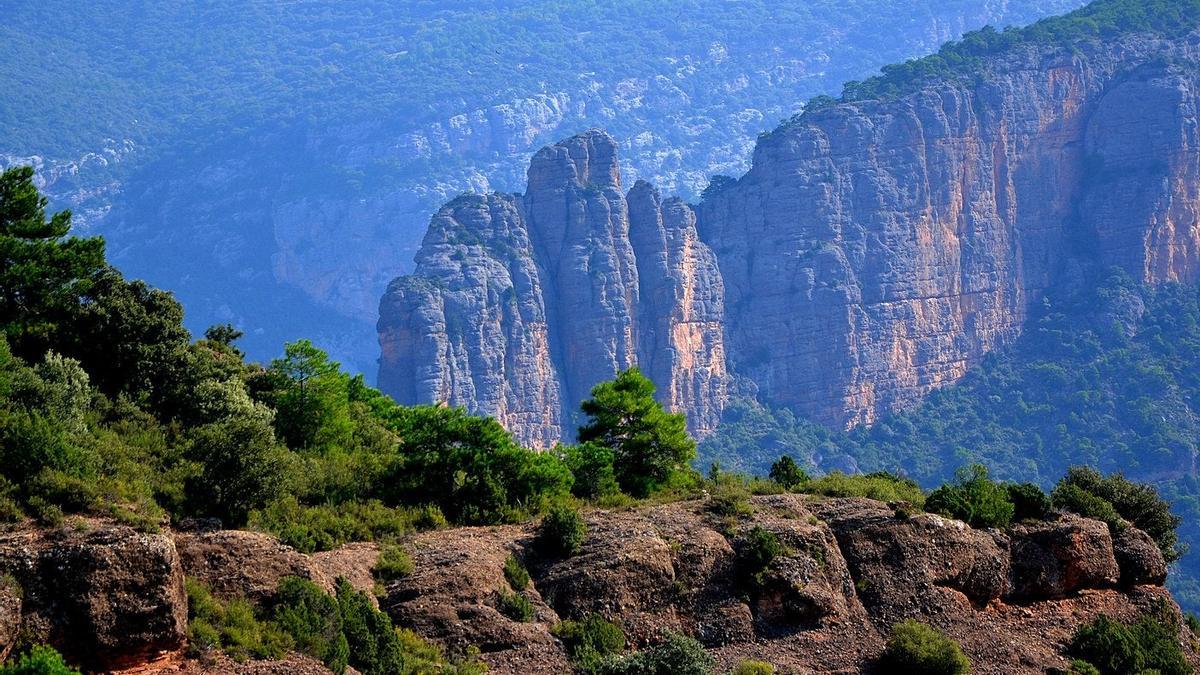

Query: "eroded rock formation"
left=380, top=31, right=1200, bottom=442
left=378, top=131, right=730, bottom=447
left=377, top=494, right=1191, bottom=675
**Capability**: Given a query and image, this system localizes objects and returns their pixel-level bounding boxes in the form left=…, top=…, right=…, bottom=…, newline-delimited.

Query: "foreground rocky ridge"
left=0, top=497, right=1193, bottom=673
left=379, top=28, right=1200, bottom=445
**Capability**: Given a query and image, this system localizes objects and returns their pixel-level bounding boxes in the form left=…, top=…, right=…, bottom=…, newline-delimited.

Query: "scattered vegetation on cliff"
left=800, top=0, right=1200, bottom=110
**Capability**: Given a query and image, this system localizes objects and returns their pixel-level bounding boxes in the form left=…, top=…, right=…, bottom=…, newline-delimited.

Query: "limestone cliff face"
left=378, top=131, right=729, bottom=447
left=381, top=33, right=1200, bottom=443
left=698, top=33, right=1200, bottom=429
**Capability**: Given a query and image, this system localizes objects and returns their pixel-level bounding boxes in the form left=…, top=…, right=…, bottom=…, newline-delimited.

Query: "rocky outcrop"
left=381, top=32, right=1200, bottom=444
left=0, top=523, right=187, bottom=670
left=372, top=494, right=1196, bottom=675
left=379, top=131, right=730, bottom=447
left=0, top=581, right=19, bottom=663
left=698, top=32, right=1200, bottom=428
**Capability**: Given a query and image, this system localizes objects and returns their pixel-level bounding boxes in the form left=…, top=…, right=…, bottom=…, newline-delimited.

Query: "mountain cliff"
left=380, top=19, right=1200, bottom=446
left=378, top=132, right=729, bottom=447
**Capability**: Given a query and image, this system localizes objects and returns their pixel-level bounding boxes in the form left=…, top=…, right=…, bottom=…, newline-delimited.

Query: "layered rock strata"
left=378, top=131, right=729, bottom=446
left=381, top=31, right=1200, bottom=440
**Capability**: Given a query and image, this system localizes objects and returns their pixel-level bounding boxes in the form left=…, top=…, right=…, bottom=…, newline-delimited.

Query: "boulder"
left=0, top=523, right=187, bottom=670
left=1008, top=515, right=1119, bottom=600
left=380, top=525, right=568, bottom=675
left=175, top=530, right=333, bottom=602
left=1113, top=527, right=1168, bottom=587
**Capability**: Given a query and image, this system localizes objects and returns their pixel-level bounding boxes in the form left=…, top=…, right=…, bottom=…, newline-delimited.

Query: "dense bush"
left=804, top=471, right=926, bottom=506
left=553, top=613, right=627, bottom=673
left=1070, top=612, right=1191, bottom=675
left=731, top=661, right=775, bottom=675
left=1007, top=482, right=1053, bottom=521
left=924, top=465, right=1015, bottom=529
left=878, top=620, right=970, bottom=675
left=539, top=502, right=588, bottom=557
left=598, top=632, right=714, bottom=675
left=707, top=474, right=754, bottom=518
left=185, top=578, right=289, bottom=662
left=497, top=588, right=535, bottom=622
left=371, top=545, right=413, bottom=583
left=0, top=646, right=81, bottom=675
left=271, top=577, right=349, bottom=673
left=561, top=442, right=620, bottom=500
left=1054, top=467, right=1184, bottom=562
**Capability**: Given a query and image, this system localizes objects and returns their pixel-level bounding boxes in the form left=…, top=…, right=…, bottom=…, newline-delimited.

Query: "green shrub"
left=732, top=660, right=775, bottom=675
left=336, top=578, right=407, bottom=675
left=1070, top=615, right=1145, bottom=675
left=540, top=502, right=587, bottom=557
left=372, top=545, right=413, bottom=583
left=0, top=646, right=81, bottom=675
left=1007, top=482, right=1052, bottom=521
left=879, top=620, right=969, bottom=675
left=1069, top=660, right=1102, bottom=675
left=1054, top=467, right=1184, bottom=563
left=249, top=498, right=434, bottom=554
left=768, top=456, right=808, bottom=490
left=497, top=588, right=534, bottom=622
left=1052, top=483, right=1124, bottom=531
left=185, top=578, right=290, bottom=662
left=738, top=526, right=783, bottom=588
left=562, top=441, right=619, bottom=500
left=598, top=632, right=715, bottom=674
left=504, top=554, right=530, bottom=591
left=272, top=577, right=349, bottom=673
left=707, top=475, right=754, bottom=518
left=804, top=471, right=925, bottom=506
left=924, top=465, right=1014, bottom=529
left=553, top=613, right=627, bottom=672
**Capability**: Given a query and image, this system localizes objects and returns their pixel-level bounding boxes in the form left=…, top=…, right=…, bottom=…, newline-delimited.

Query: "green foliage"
left=540, top=501, right=588, bottom=557
left=271, top=577, right=349, bottom=673
left=497, top=588, right=534, bottom=622
left=768, top=455, right=808, bottom=490
left=1055, top=467, right=1183, bottom=562
left=0, top=646, right=81, bottom=675
left=504, top=554, right=530, bottom=591
left=1070, top=612, right=1191, bottom=675
left=732, top=661, right=775, bottom=675
left=738, top=526, right=783, bottom=587
left=0, top=167, right=105, bottom=360
left=249, top=498, right=437, bottom=554
left=372, top=545, right=414, bottom=583
left=879, top=620, right=970, bottom=675
left=561, top=442, right=620, bottom=500
left=707, top=474, right=754, bottom=518
left=1070, top=660, right=1102, bottom=675
left=697, top=398, right=833, bottom=476
left=553, top=613, right=627, bottom=673
left=578, top=368, right=696, bottom=498
left=385, top=405, right=572, bottom=524
left=183, top=414, right=293, bottom=526
left=804, top=471, right=926, bottom=506
left=925, top=464, right=1015, bottom=529
left=828, top=0, right=1200, bottom=105
left=598, top=632, right=715, bottom=675
left=185, top=578, right=290, bottom=662
left=1007, top=482, right=1053, bottom=521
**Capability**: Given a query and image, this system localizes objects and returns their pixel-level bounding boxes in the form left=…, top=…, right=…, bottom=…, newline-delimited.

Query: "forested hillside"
left=0, top=0, right=1083, bottom=370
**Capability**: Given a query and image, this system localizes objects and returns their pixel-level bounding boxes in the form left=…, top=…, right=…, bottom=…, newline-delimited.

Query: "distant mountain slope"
left=0, top=0, right=1083, bottom=369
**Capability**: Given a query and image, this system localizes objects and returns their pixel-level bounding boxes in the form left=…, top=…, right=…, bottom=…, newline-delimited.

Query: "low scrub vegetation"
left=1070, top=611, right=1190, bottom=675
left=879, top=620, right=970, bottom=675
left=553, top=613, right=627, bottom=673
